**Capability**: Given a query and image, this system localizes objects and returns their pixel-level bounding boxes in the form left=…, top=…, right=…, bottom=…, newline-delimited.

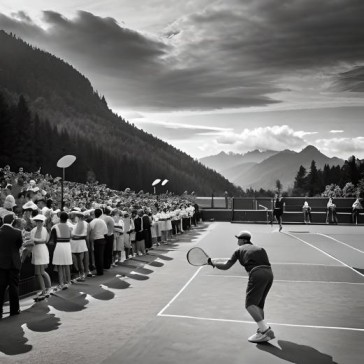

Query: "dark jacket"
left=0, top=224, right=23, bottom=270
left=134, top=216, right=145, bottom=241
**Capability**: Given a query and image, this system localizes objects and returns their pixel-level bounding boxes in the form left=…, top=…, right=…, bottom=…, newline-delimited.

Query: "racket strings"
left=187, top=247, right=209, bottom=266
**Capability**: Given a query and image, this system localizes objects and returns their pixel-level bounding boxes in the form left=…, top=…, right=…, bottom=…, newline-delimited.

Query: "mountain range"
left=0, top=30, right=242, bottom=196
left=200, top=146, right=344, bottom=190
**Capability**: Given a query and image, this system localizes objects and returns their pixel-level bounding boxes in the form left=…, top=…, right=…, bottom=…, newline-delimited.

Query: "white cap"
left=235, top=230, right=251, bottom=239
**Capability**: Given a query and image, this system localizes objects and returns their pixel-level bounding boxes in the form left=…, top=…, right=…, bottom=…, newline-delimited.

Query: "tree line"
left=292, top=159, right=364, bottom=197
left=0, top=92, right=243, bottom=196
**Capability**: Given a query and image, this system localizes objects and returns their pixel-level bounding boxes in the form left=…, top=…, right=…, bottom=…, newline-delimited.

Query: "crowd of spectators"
left=0, top=165, right=200, bottom=316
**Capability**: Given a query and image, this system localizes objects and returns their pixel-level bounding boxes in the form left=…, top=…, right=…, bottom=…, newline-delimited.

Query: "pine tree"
left=307, top=160, right=321, bottom=196
left=293, top=165, right=307, bottom=196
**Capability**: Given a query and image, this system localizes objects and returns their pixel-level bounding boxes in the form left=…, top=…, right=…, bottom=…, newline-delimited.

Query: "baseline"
left=158, top=313, right=364, bottom=332
left=202, top=274, right=364, bottom=285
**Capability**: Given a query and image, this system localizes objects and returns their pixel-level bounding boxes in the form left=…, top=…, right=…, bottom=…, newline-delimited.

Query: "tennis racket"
left=186, top=247, right=211, bottom=266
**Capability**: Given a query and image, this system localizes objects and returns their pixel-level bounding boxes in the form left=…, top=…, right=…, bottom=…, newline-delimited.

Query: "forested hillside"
left=0, top=30, right=242, bottom=196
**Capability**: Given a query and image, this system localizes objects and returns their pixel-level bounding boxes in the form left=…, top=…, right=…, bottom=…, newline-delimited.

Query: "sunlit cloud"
left=214, top=125, right=309, bottom=151
left=315, top=137, right=364, bottom=157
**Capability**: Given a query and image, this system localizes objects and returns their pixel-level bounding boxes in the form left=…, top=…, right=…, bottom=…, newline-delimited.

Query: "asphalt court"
left=2, top=222, right=363, bottom=364
left=153, top=223, right=364, bottom=364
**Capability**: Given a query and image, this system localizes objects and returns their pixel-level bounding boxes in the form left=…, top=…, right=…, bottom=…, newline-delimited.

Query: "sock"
left=257, top=320, right=269, bottom=333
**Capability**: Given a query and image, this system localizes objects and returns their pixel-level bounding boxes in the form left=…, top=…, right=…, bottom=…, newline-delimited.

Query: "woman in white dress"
left=70, top=209, right=89, bottom=281
left=122, top=210, right=134, bottom=259
left=50, top=212, right=73, bottom=291
left=113, top=210, right=124, bottom=264
left=30, top=214, right=51, bottom=300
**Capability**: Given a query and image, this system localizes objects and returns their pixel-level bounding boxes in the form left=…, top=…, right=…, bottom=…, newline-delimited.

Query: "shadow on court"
left=257, top=340, right=338, bottom=364
left=0, top=301, right=60, bottom=355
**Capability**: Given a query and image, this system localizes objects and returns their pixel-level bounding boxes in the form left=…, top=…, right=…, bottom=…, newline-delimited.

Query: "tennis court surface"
left=104, top=223, right=364, bottom=364
left=1, top=222, right=363, bottom=364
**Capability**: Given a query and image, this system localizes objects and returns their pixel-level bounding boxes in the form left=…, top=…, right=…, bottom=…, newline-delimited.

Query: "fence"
left=197, top=196, right=363, bottom=224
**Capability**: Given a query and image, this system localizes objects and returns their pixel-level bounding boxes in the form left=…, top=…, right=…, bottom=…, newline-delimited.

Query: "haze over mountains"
left=200, top=146, right=344, bottom=190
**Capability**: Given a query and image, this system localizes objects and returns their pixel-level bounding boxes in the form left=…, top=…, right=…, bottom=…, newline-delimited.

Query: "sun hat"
left=235, top=230, right=252, bottom=239
left=31, top=214, right=46, bottom=222
left=70, top=207, right=84, bottom=217
left=4, top=195, right=16, bottom=209
left=22, top=201, right=39, bottom=211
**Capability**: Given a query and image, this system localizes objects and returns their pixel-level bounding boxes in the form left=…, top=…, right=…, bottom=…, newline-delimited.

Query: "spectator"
left=69, top=209, right=89, bottom=282
left=89, top=208, right=107, bottom=276
left=0, top=214, right=23, bottom=319
left=121, top=210, right=133, bottom=259
left=142, top=208, right=152, bottom=253
left=30, top=214, right=51, bottom=301
left=302, top=200, right=312, bottom=224
left=112, top=209, right=124, bottom=264
left=352, top=198, right=363, bottom=224
left=101, top=207, right=115, bottom=270
left=49, top=212, right=73, bottom=292
left=134, top=209, right=146, bottom=256
left=326, top=198, right=338, bottom=224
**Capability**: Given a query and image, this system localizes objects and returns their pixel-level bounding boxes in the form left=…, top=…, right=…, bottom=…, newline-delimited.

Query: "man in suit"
left=0, top=214, right=23, bottom=319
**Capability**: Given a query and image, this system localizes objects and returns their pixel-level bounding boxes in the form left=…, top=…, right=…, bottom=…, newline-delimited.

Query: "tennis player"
left=209, top=230, right=275, bottom=343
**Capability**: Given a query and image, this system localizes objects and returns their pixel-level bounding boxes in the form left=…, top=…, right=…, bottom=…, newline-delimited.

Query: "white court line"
left=283, top=232, right=364, bottom=278
left=157, top=266, right=203, bottom=316
left=316, top=233, right=364, bottom=254
left=203, top=274, right=364, bottom=285
left=159, top=313, right=364, bottom=332
left=219, top=261, right=341, bottom=266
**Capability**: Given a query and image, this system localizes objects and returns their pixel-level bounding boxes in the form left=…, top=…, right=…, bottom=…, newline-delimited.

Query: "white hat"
left=70, top=207, right=84, bottom=216
left=4, top=195, right=16, bottom=209
left=31, top=214, right=46, bottom=222
left=235, top=230, right=252, bottom=239
left=22, top=201, right=38, bottom=211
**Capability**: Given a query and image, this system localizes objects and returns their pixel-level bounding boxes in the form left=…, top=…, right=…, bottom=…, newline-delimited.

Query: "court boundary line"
left=159, top=313, right=364, bottom=332
left=202, top=274, right=364, bottom=285
left=219, top=261, right=340, bottom=266
left=316, top=233, right=364, bottom=254
left=157, top=266, right=203, bottom=316
left=283, top=232, right=364, bottom=278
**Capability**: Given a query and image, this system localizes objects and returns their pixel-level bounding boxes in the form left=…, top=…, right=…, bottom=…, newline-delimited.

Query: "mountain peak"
left=301, top=145, right=320, bottom=153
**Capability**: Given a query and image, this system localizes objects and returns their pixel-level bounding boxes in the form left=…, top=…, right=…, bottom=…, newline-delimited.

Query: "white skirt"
left=113, top=233, right=124, bottom=251
left=124, top=234, right=131, bottom=249
left=158, top=220, right=167, bottom=232
left=70, top=239, right=88, bottom=253
left=151, top=224, right=157, bottom=239
left=166, top=219, right=172, bottom=231
left=53, top=242, right=73, bottom=265
left=32, top=243, right=49, bottom=265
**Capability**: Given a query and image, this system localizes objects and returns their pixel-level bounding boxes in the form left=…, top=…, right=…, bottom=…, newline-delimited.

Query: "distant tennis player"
left=271, top=194, right=284, bottom=231
left=209, top=230, right=275, bottom=343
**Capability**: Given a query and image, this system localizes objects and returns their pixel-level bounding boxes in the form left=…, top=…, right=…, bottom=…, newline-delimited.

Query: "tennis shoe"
left=248, top=327, right=275, bottom=343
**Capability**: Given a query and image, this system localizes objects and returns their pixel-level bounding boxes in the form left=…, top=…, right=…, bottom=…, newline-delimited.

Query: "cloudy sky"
left=1, top=0, right=364, bottom=159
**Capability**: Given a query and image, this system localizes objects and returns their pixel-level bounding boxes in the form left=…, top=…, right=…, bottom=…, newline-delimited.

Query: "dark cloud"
left=0, top=0, right=364, bottom=112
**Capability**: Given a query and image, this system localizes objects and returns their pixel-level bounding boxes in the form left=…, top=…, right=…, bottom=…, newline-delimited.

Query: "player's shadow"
left=257, top=340, right=338, bottom=364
